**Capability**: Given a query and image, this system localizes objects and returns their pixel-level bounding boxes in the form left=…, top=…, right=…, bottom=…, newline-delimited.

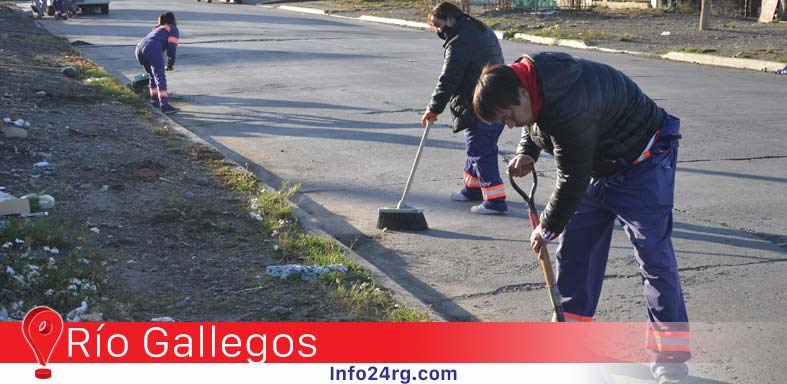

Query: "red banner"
left=0, top=322, right=649, bottom=363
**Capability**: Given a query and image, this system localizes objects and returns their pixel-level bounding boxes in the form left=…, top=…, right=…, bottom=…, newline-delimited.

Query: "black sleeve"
left=428, top=39, right=471, bottom=114
left=540, top=114, right=600, bottom=234
left=516, top=127, right=542, bottom=162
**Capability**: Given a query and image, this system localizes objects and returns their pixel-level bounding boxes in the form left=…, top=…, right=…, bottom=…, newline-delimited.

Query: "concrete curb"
left=269, top=3, right=786, bottom=74
left=357, top=15, right=430, bottom=30
left=511, top=32, right=593, bottom=50
left=661, top=51, right=784, bottom=72
left=276, top=4, right=326, bottom=15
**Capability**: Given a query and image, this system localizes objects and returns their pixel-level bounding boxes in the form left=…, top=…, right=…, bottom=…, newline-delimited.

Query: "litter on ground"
left=266, top=264, right=348, bottom=281
left=66, top=301, right=89, bottom=322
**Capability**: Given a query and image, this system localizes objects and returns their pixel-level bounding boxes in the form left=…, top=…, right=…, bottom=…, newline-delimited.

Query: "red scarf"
left=509, top=59, right=542, bottom=122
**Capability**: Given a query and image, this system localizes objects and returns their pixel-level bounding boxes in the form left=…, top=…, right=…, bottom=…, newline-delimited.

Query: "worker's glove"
left=166, top=65, right=174, bottom=71
left=421, top=110, right=438, bottom=126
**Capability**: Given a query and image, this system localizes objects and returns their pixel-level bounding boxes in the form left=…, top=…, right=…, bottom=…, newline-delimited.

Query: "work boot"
left=150, top=100, right=160, bottom=109
left=160, top=104, right=180, bottom=115
left=651, top=363, right=688, bottom=384
left=470, top=204, right=507, bottom=215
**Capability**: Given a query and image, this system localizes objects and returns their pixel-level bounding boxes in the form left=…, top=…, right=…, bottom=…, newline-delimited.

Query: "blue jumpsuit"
left=135, top=24, right=179, bottom=107
left=554, top=112, right=689, bottom=378
left=460, top=120, right=507, bottom=212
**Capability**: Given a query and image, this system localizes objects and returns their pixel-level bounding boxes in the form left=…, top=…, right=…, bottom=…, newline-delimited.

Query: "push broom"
left=376, top=121, right=432, bottom=231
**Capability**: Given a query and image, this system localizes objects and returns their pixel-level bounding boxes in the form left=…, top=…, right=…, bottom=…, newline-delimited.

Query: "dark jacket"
left=138, top=24, right=179, bottom=67
left=429, top=16, right=504, bottom=133
left=516, top=52, right=665, bottom=234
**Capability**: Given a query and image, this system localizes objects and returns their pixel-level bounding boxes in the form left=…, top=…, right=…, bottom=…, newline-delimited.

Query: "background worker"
left=473, top=52, right=690, bottom=384
left=421, top=1, right=507, bottom=215
left=135, top=11, right=180, bottom=115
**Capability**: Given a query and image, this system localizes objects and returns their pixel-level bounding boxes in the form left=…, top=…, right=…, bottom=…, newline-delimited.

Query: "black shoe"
left=161, top=104, right=180, bottom=115
left=150, top=101, right=160, bottom=109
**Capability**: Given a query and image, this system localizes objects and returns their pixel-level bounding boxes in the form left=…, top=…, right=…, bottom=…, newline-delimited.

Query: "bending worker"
left=136, top=11, right=180, bottom=115
left=472, top=52, right=690, bottom=384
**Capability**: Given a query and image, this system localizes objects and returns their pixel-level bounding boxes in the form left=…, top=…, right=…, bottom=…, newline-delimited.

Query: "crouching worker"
left=136, top=11, right=180, bottom=115
left=473, top=52, right=690, bottom=384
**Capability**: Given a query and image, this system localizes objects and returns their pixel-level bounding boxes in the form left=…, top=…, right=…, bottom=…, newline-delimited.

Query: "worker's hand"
left=530, top=227, right=547, bottom=254
left=166, top=65, right=174, bottom=71
left=508, top=154, right=535, bottom=177
left=421, top=110, right=438, bottom=126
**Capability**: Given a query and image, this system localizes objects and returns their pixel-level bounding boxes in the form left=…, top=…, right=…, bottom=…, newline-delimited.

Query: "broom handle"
left=397, top=121, right=432, bottom=209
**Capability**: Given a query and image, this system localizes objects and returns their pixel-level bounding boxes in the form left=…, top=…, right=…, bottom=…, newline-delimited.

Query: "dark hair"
left=429, top=1, right=484, bottom=30
left=156, top=11, right=177, bottom=27
left=473, top=64, right=523, bottom=123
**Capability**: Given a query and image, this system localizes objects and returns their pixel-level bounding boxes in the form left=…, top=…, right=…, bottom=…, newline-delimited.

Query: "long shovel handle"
left=537, top=246, right=565, bottom=322
left=508, top=162, right=566, bottom=322
left=397, top=121, right=432, bottom=209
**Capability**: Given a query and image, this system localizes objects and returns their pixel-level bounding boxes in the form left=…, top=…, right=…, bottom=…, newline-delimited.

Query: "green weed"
left=0, top=218, right=101, bottom=318
left=678, top=46, right=717, bottom=54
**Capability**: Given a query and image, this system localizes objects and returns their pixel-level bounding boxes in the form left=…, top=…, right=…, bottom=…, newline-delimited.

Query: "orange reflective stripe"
left=563, top=312, right=593, bottom=322
left=482, top=184, right=506, bottom=200
left=633, top=151, right=651, bottom=165
left=646, top=327, right=690, bottom=352
left=646, top=341, right=691, bottom=352
left=167, top=36, right=179, bottom=44
left=149, top=89, right=158, bottom=95
left=484, top=191, right=506, bottom=200
left=463, top=172, right=480, bottom=188
left=647, top=329, right=690, bottom=339
left=633, top=129, right=662, bottom=165
left=158, top=90, right=169, bottom=97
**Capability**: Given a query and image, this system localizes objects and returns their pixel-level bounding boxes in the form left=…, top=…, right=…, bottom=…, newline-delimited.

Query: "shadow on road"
left=174, top=107, right=468, bottom=150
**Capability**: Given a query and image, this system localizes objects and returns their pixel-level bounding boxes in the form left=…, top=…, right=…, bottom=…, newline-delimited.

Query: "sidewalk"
left=267, top=1, right=787, bottom=73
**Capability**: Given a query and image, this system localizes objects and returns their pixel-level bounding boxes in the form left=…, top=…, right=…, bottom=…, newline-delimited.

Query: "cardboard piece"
left=759, top=0, right=779, bottom=22
left=0, top=192, right=31, bottom=216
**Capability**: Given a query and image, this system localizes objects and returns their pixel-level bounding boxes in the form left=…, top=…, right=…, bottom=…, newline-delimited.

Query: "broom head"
left=377, top=206, right=428, bottom=231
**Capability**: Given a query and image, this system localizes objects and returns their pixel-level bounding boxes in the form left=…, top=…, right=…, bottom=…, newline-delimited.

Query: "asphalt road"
left=31, top=1, right=787, bottom=382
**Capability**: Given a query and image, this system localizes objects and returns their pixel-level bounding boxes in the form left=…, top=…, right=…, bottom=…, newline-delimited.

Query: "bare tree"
left=699, top=0, right=711, bottom=30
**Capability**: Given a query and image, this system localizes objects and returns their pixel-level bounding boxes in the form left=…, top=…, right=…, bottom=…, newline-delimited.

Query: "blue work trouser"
left=52, top=0, right=64, bottom=16
left=32, top=0, right=45, bottom=16
left=554, top=113, right=689, bottom=375
left=135, top=45, right=169, bottom=106
left=460, top=119, right=507, bottom=211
